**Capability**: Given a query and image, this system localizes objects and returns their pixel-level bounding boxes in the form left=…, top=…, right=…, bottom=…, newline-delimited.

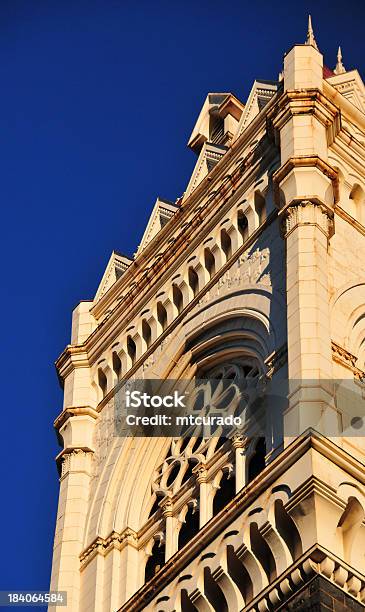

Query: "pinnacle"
left=305, top=14, right=319, bottom=51
left=334, top=45, right=346, bottom=75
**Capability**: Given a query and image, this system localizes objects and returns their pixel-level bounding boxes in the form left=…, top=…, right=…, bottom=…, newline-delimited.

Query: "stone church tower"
left=50, top=19, right=365, bottom=611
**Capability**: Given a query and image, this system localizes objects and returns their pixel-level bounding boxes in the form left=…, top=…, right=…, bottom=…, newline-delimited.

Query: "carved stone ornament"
left=281, top=200, right=334, bottom=238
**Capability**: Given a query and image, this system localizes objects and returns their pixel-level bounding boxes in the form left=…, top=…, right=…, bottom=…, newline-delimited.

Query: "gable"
left=183, top=142, right=228, bottom=200
left=327, top=69, right=365, bottom=114
left=235, top=80, right=278, bottom=138
left=136, top=198, right=179, bottom=254
left=94, top=251, right=132, bottom=302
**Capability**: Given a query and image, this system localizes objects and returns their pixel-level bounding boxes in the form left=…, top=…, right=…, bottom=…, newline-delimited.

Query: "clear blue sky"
left=0, top=0, right=363, bottom=608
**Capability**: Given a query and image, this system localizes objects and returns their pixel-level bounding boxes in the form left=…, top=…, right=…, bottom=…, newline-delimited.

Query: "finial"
left=334, top=45, right=346, bottom=75
left=306, top=14, right=319, bottom=50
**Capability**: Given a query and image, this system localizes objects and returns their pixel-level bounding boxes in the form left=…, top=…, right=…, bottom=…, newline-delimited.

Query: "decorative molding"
left=264, top=344, right=288, bottom=378
left=58, top=447, right=94, bottom=479
left=280, top=199, right=334, bottom=239
left=273, top=154, right=339, bottom=208
left=54, top=406, right=99, bottom=431
left=268, top=89, right=341, bottom=145
left=331, top=341, right=365, bottom=379
left=245, top=548, right=365, bottom=611
left=80, top=527, right=139, bottom=568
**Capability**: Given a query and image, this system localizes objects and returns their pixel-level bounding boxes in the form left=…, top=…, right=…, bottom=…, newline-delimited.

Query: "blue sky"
left=0, top=0, right=364, bottom=607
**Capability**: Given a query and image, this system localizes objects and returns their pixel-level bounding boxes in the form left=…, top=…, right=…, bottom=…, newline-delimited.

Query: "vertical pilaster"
left=50, top=410, right=97, bottom=612
left=282, top=201, right=339, bottom=436
left=50, top=449, right=94, bottom=612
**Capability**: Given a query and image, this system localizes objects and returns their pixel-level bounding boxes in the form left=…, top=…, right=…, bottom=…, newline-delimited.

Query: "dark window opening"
left=157, top=301, right=168, bottom=331
left=142, top=319, right=152, bottom=348
left=127, top=335, right=136, bottom=365
left=213, top=473, right=236, bottom=515
left=254, top=192, right=266, bottom=225
left=220, top=228, right=232, bottom=260
left=237, top=210, right=249, bottom=241
left=204, top=248, right=215, bottom=279
left=178, top=505, right=200, bottom=549
left=112, top=352, right=122, bottom=381
left=248, top=437, right=266, bottom=482
left=188, top=267, right=199, bottom=297
left=98, top=368, right=107, bottom=398
left=173, top=284, right=183, bottom=314
left=144, top=539, right=166, bottom=582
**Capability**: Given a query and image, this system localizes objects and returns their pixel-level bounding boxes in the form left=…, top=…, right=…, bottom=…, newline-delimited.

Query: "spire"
left=334, top=45, right=346, bottom=75
left=305, top=14, right=319, bottom=50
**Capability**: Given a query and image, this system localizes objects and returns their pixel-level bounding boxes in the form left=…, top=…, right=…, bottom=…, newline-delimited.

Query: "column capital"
left=193, top=462, right=209, bottom=484
left=280, top=199, right=334, bottom=239
left=160, top=496, right=174, bottom=518
left=231, top=432, right=248, bottom=450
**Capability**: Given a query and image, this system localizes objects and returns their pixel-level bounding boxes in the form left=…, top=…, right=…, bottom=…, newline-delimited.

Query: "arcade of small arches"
left=93, top=188, right=270, bottom=405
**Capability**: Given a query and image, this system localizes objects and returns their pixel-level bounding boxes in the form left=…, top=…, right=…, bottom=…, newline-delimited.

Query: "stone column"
left=231, top=434, right=247, bottom=493
left=195, top=464, right=212, bottom=527
left=162, top=498, right=179, bottom=561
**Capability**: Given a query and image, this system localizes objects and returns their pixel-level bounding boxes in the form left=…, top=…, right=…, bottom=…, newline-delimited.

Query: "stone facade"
left=50, top=19, right=365, bottom=612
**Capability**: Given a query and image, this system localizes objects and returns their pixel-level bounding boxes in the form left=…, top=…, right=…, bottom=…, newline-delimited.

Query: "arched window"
left=237, top=210, right=249, bottom=241
left=127, top=335, right=136, bottom=366
left=247, top=437, right=266, bottom=482
left=213, top=472, right=236, bottom=515
left=178, top=504, right=199, bottom=549
left=157, top=301, right=168, bottom=331
left=142, top=319, right=152, bottom=348
left=249, top=521, right=276, bottom=580
left=188, top=267, right=199, bottom=297
left=112, top=351, right=122, bottom=381
left=173, top=284, right=183, bottom=314
left=204, top=247, right=215, bottom=279
left=97, top=368, right=107, bottom=398
left=254, top=192, right=266, bottom=225
left=220, top=228, right=232, bottom=260
left=204, top=567, right=228, bottom=611
left=181, top=590, right=198, bottom=612
left=144, top=539, right=165, bottom=583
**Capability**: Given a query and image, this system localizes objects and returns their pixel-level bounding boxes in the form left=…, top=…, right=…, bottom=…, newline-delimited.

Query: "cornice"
left=245, top=546, right=365, bottom=612
left=54, top=406, right=99, bottom=432
left=54, top=92, right=282, bottom=377
left=268, top=88, right=341, bottom=140
left=273, top=154, right=338, bottom=209
left=55, top=344, right=89, bottom=380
